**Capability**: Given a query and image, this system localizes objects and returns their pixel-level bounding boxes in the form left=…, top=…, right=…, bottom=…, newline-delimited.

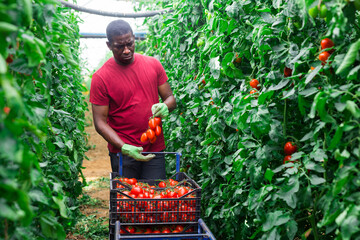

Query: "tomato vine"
left=138, top=0, right=360, bottom=239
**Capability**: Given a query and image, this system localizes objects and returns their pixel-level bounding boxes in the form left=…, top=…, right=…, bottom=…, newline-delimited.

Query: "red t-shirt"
left=89, top=53, right=168, bottom=153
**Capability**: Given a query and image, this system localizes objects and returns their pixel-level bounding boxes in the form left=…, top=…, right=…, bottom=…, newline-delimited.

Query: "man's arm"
left=92, top=104, right=155, bottom=161
left=92, top=104, right=125, bottom=150
left=158, top=82, right=176, bottom=112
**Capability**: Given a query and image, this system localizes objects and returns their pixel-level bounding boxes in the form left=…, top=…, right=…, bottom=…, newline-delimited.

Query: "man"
left=89, top=19, right=176, bottom=179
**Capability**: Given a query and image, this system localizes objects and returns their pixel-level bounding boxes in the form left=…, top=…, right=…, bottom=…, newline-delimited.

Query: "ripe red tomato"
left=284, top=67, right=292, bottom=77
left=321, top=38, right=334, bottom=50
left=154, top=117, right=161, bottom=126
left=162, top=227, right=171, bottom=233
left=235, top=57, right=242, bottom=63
left=169, top=179, right=178, bottom=186
left=127, top=178, right=137, bottom=185
left=175, top=225, right=184, bottom=232
left=146, top=129, right=155, bottom=140
left=155, top=125, right=162, bottom=136
left=153, top=230, right=161, bottom=233
left=249, top=79, right=259, bottom=89
left=202, top=79, right=206, bottom=85
left=144, top=228, right=152, bottom=233
left=158, top=181, right=167, bottom=188
left=319, top=51, right=331, bottom=63
left=140, top=132, right=148, bottom=143
left=177, top=187, right=189, bottom=197
left=131, top=186, right=143, bottom=196
left=148, top=118, right=157, bottom=130
left=250, top=89, right=257, bottom=94
left=283, top=155, right=292, bottom=164
left=125, top=226, right=135, bottom=234
left=284, top=142, right=297, bottom=155
left=3, top=106, right=10, bottom=114
left=150, top=136, right=157, bottom=143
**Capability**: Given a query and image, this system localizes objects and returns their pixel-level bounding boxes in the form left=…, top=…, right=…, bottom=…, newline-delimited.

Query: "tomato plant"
left=0, top=0, right=87, bottom=238
left=138, top=0, right=360, bottom=239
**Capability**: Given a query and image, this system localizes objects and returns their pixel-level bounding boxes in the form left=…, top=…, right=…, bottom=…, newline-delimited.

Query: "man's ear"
left=106, top=41, right=111, bottom=50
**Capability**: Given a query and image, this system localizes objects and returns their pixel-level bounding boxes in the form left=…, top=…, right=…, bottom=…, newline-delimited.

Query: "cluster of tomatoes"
left=283, top=141, right=298, bottom=164
left=114, top=177, right=198, bottom=225
left=318, top=38, right=335, bottom=65
left=244, top=79, right=260, bottom=98
left=120, top=224, right=194, bottom=235
left=140, top=117, right=162, bottom=144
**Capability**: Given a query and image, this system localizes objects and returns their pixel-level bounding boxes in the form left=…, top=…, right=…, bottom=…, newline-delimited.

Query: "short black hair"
left=106, top=20, right=133, bottom=42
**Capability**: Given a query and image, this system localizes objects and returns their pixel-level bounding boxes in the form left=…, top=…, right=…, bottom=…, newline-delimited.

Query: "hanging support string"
left=58, top=0, right=172, bottom=18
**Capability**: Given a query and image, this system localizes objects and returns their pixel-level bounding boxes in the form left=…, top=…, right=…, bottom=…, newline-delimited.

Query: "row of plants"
left=0, top=0, right=87, bottom=239
left=137, top=0, right=360, bottom=239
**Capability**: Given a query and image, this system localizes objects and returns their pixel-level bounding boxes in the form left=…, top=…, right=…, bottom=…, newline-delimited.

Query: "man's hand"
left=121, top=144, right=155, bottom=162
left=151, top=103, right=169, bottom=118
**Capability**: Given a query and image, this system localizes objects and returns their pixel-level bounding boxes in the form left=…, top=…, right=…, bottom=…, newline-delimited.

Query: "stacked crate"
left=108, top=172, right=202, bottom=240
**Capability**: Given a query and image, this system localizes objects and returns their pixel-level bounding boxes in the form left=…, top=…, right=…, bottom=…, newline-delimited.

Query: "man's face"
left=107, top=32, right=135, bottom=65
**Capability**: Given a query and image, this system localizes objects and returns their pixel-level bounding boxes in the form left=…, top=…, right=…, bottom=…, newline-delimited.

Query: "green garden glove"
left=151, top=103, right=169, bottom=118
left=121, top=144, right=155, bottom=162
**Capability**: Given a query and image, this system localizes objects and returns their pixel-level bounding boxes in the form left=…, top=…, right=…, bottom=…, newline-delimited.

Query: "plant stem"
left=309, top=210, right=319, bottom=240
left=283, top=99, right=287, bottom=139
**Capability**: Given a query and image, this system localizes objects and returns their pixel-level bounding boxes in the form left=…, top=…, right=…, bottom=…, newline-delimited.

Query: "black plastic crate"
left=111, top=222, right=198, bottom=236
left=108, top=172, right=201, bottom=226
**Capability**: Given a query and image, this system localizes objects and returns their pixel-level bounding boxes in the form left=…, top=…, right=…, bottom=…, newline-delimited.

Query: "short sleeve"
left=89, top=72, right=109, bottom=105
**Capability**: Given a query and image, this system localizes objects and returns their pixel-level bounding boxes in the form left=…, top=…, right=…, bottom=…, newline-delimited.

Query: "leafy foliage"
left=138, top=0, right=360, bottom=239
left=0, top=0, right=87, bottom=239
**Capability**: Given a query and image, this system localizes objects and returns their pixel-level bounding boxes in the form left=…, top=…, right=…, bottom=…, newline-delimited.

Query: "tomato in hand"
left=148, top=118, right=157, bottom=130
left=284, top=142, right=297, bottom=155
left=155, top=125, right=162, bottom=136
left=150, top=136, right=157, bottom=143
left=146, top=129, right=155, bottom=140
left=154, top=117, right=161, bottom=126
left=249, top=79, right=259, bottom=89
left=140, top=132, right=148, bottom=143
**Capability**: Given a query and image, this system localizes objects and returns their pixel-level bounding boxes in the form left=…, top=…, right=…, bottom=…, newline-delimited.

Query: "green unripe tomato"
left=308, top=6, right=318, bottom=18
left=319, top=4, right=327, bottom=18
left=197, top=38, right=205, bottom=47
left=294, top=21, right=301, bottom=29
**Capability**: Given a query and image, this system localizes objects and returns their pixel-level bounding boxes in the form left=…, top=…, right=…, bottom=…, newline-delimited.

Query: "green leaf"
left=336, top=39, right=360, bottom=74
left=268, top=79, right=289, bottom=91
left=0, top=21, right=18, bottom=33
left=345, top=100, right=360, bottom=118
left=265, top=168, right=274, bottom=182
left=52, top=196, right=68, bottom=218
left=305, top=66, right=321, bottom=84
left=309, top=175, right=326, bottom=185
left=0, top=54, right=6, bottom=74
left=262, top=211, right=291, bottom=231
left=329, top=124, right=344, bottom=150
left=332, top=175, right=349, bottom=196
left=59, top=43, right=77, bottom=67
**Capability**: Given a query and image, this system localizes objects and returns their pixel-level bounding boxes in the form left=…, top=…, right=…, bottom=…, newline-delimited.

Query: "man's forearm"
left=164, top=95, right=177, bottom=113
left=94, top=121, right=125, bottom=150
